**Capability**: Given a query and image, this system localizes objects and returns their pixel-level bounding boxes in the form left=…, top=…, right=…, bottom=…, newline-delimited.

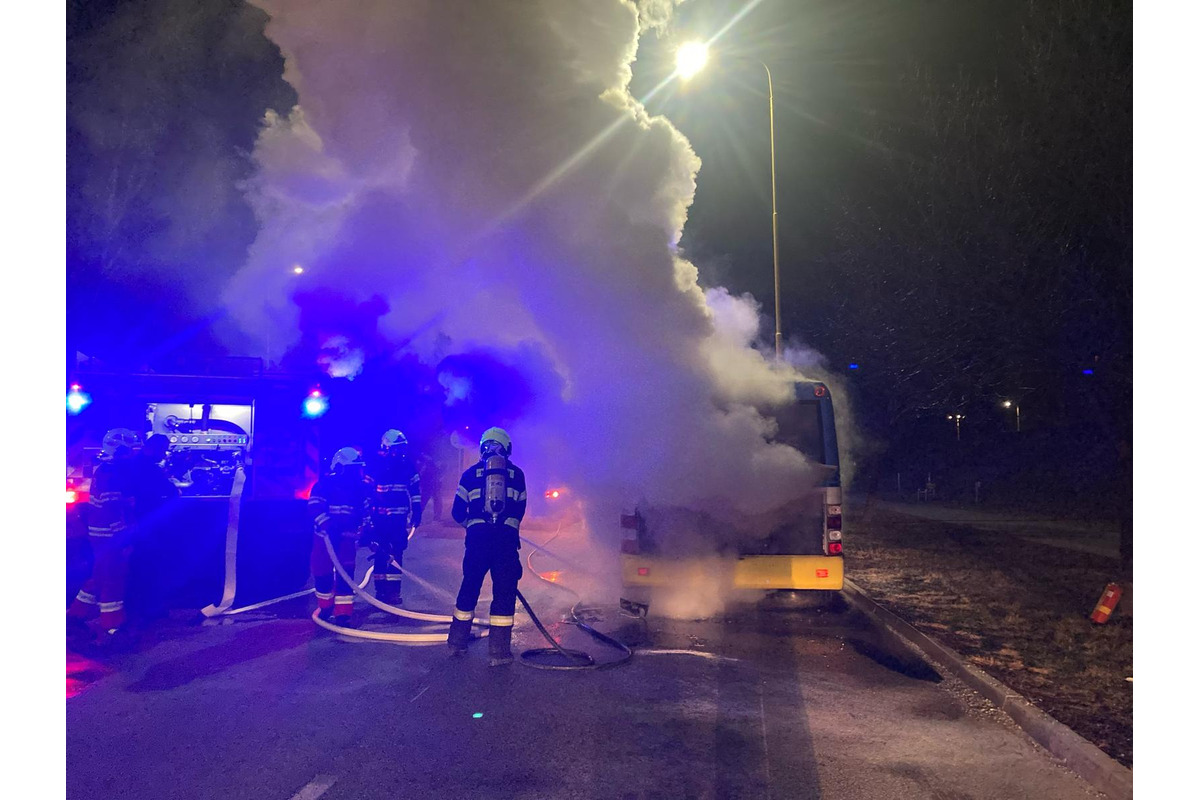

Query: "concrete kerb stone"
left=842, top=578, right=1133, bottom=800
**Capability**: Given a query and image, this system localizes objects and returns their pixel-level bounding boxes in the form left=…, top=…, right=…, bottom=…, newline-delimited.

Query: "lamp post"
left=946, top=413, right=965, bottom=441
left=676, top=43, right=783, bottom=360
left=1002, top=400, right=1021, bottom=432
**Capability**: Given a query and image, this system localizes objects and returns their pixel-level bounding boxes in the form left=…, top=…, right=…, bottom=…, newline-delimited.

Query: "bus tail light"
left=828, top=541, right=843, bottom=555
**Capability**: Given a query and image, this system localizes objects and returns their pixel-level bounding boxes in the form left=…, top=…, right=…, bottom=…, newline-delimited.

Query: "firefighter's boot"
left=447, top=617, right=472, bottom=656
left=488, top=625, right=514, bottom=667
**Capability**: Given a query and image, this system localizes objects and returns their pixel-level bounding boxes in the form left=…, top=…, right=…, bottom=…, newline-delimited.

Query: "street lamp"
left=946, top=413, right=965, bottom=441
left=1001, top=400, right=1021, bottom=432
left=676, top=42, right=783, bottom=360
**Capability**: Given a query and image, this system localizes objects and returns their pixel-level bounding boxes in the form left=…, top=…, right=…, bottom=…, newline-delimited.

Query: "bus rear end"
left=620, top=380, right=843, bottom=614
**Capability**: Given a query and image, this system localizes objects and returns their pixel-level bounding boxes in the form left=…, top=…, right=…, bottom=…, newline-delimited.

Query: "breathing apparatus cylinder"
left=484, top=454, right=507, bottom=523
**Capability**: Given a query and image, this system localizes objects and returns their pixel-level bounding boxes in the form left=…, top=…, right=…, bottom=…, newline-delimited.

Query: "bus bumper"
left=620, top=554, right=844, bottom=591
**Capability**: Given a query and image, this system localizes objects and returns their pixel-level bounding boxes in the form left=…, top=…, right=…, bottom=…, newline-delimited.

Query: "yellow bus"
left=619, top=381, right=844, bottom=615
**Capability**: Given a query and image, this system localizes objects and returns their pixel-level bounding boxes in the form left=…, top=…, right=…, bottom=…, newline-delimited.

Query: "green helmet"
left=479, top=426, right=512, bottom=457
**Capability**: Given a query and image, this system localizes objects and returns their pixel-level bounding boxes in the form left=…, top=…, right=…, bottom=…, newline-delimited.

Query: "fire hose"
left=310, top=527, right=634, bottom=667
left=314, top=530, right=491, bottom=644
left=513, top=532, right=635, bottom=671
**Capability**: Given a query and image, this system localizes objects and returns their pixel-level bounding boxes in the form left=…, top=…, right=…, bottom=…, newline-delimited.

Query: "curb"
left=842, top=578, right=1132, bottom=800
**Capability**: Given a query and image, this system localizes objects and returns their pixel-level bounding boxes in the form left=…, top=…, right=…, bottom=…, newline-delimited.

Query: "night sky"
left=65, top=0, right=1132, bottom=496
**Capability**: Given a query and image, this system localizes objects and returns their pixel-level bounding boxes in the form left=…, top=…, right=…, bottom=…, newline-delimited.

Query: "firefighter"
left=446, top=427, right=527, bottom=666
left=309, top=447, right=373, bottom=624
left=367, top=429, right=422, bottom=605
left=127, top=434, right=180, bottom=621
left=67, top=428, right=140, bottom=642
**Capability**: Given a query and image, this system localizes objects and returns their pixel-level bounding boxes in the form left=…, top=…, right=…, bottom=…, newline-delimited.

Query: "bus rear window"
left=773, top=401, right=825, bottom=464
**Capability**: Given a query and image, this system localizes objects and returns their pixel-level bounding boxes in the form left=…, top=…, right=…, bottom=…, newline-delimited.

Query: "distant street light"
left=1001, top=400, right=1021, bottom=432
left=946, top=413, right=965, bottom=441
left=676, top=42, right=783, bottom=361
left=292, top=265, right=305, bottom=275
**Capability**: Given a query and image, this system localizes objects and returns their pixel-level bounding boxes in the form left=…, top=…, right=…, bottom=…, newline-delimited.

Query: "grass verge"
left=844, top=501, right=1132, bottom=767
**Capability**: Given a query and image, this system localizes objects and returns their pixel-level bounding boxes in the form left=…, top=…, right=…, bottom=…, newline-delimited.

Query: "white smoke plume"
left=224, top=0, right=823, bottom=601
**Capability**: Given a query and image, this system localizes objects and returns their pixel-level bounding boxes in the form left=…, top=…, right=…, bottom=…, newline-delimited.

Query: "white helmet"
left=101, top=428, right=140, bottom=457
left=381, top=429, right=407, bottom=450
left=330, top=446, right=363, bottom=470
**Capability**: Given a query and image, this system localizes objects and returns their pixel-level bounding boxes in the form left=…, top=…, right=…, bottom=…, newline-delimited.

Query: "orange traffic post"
left=1090, top=582, right=1123, bottom=624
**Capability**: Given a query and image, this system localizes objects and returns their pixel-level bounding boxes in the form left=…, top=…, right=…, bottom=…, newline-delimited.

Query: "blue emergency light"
left=302, top=390, right=329, bottom=419
left=66, top=385, right=91, bottom=415
left=848, top=363, right=859, bottom=370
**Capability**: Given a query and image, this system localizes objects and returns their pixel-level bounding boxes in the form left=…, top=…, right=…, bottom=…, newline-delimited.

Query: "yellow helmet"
left=479, top=426, right=512, bottom=456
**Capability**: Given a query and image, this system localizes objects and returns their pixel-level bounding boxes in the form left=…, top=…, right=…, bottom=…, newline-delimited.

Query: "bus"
left=619, top=380, right=844, bottom=614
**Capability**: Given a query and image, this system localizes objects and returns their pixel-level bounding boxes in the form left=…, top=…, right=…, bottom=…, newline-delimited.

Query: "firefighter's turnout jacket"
left=370, top=454, right=422, bottom=530
left=308, top=470, right=373, bottom=616
left=451, top=459, right=528, bottom=548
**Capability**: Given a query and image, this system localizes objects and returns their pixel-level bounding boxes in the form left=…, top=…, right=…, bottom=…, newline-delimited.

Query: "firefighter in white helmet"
left=446, top=427, right=527, bottom=665
left=366, top=429, right=422, bottom=605
left=67, top=428, right=140, bottom=642
left=308, top=446, right=372, bottom=623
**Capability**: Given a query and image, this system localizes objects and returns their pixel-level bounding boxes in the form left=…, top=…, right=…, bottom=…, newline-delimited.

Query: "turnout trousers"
left=311, top=531, right=357, bottom=617
left=68, top=534, right=131, bottom=631
left=452, top=530, right=523, bottom=629
left=372, top=523, right=408, bottom=602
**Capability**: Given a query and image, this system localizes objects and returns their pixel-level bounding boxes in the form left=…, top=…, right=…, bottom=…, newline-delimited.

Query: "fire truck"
left=66, top=357, right=323, bottom=613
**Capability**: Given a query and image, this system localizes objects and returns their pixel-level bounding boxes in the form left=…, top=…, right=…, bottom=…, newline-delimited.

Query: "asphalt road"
left=67, top=537, right=1102, bottom=800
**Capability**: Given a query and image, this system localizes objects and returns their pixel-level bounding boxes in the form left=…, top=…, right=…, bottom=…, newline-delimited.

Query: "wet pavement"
left=67, top=537, right=1103, bottom=800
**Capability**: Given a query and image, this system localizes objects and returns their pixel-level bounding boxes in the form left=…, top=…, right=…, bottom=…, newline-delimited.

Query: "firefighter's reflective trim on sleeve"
left=87, top=528, right=117, bottom=537
left=334, top=595, right=355, bottom=605
left=314, top=512, right=331, bottom=526
left=74, top=590, right=98, bottom=605
left=489, top=615, right=515, bottom=627
left=475, top=469, right=484, bottom=478
left=455, top=486, right=469, bottom=500
left=506, top=487, right=526, bottom=500
left=375, top=484, right=411, bottom=492
left=453, top=608, right=475, bottom=622
left=374, top=573, right=403, bottom=581
left=314, top=590, right=334, bottom=600
left=99, top=601, right=124, bottom=613
left=466, top=518, right=486, bottom=528
left=410, top=494, right=422, bottom=504
left=307, top=497, right=325, bottom=505
left=503, top=517, right=520, bottom=529
left=507, top=468, right=515, bottom=478
left=467, top=488, right=482, bottom=501
left=376, top=508, right=410, bottom=516
left=329, top=504, right=356, bottom=514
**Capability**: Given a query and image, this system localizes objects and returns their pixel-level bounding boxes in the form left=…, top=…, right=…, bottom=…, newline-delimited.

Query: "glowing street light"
left=675, top=41, right=709, bottom=80
left=1001, top=400, right=1021, bottom=432
left=292, top=265, right=305, bottom=275
left=674, top=42, right=783, bottom=360
left=946, top=413, right=965, bottom=441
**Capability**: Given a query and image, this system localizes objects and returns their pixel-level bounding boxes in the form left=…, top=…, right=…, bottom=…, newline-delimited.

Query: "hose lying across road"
left=514, top=531, right=636, bottom=671
left=305, top=527, right=634, bottom=666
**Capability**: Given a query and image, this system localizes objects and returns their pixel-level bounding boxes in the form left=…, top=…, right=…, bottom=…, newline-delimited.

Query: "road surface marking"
left=759, top=683, right=772, bottom=791
left=289, top=775, right=337, bottom=800
left=640, top=649, right=737, bottom=662
left=409, top=685, right=430, bottom=703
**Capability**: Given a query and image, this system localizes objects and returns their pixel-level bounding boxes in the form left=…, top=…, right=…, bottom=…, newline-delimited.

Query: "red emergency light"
left=66, top=489, right=78, bottom=505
